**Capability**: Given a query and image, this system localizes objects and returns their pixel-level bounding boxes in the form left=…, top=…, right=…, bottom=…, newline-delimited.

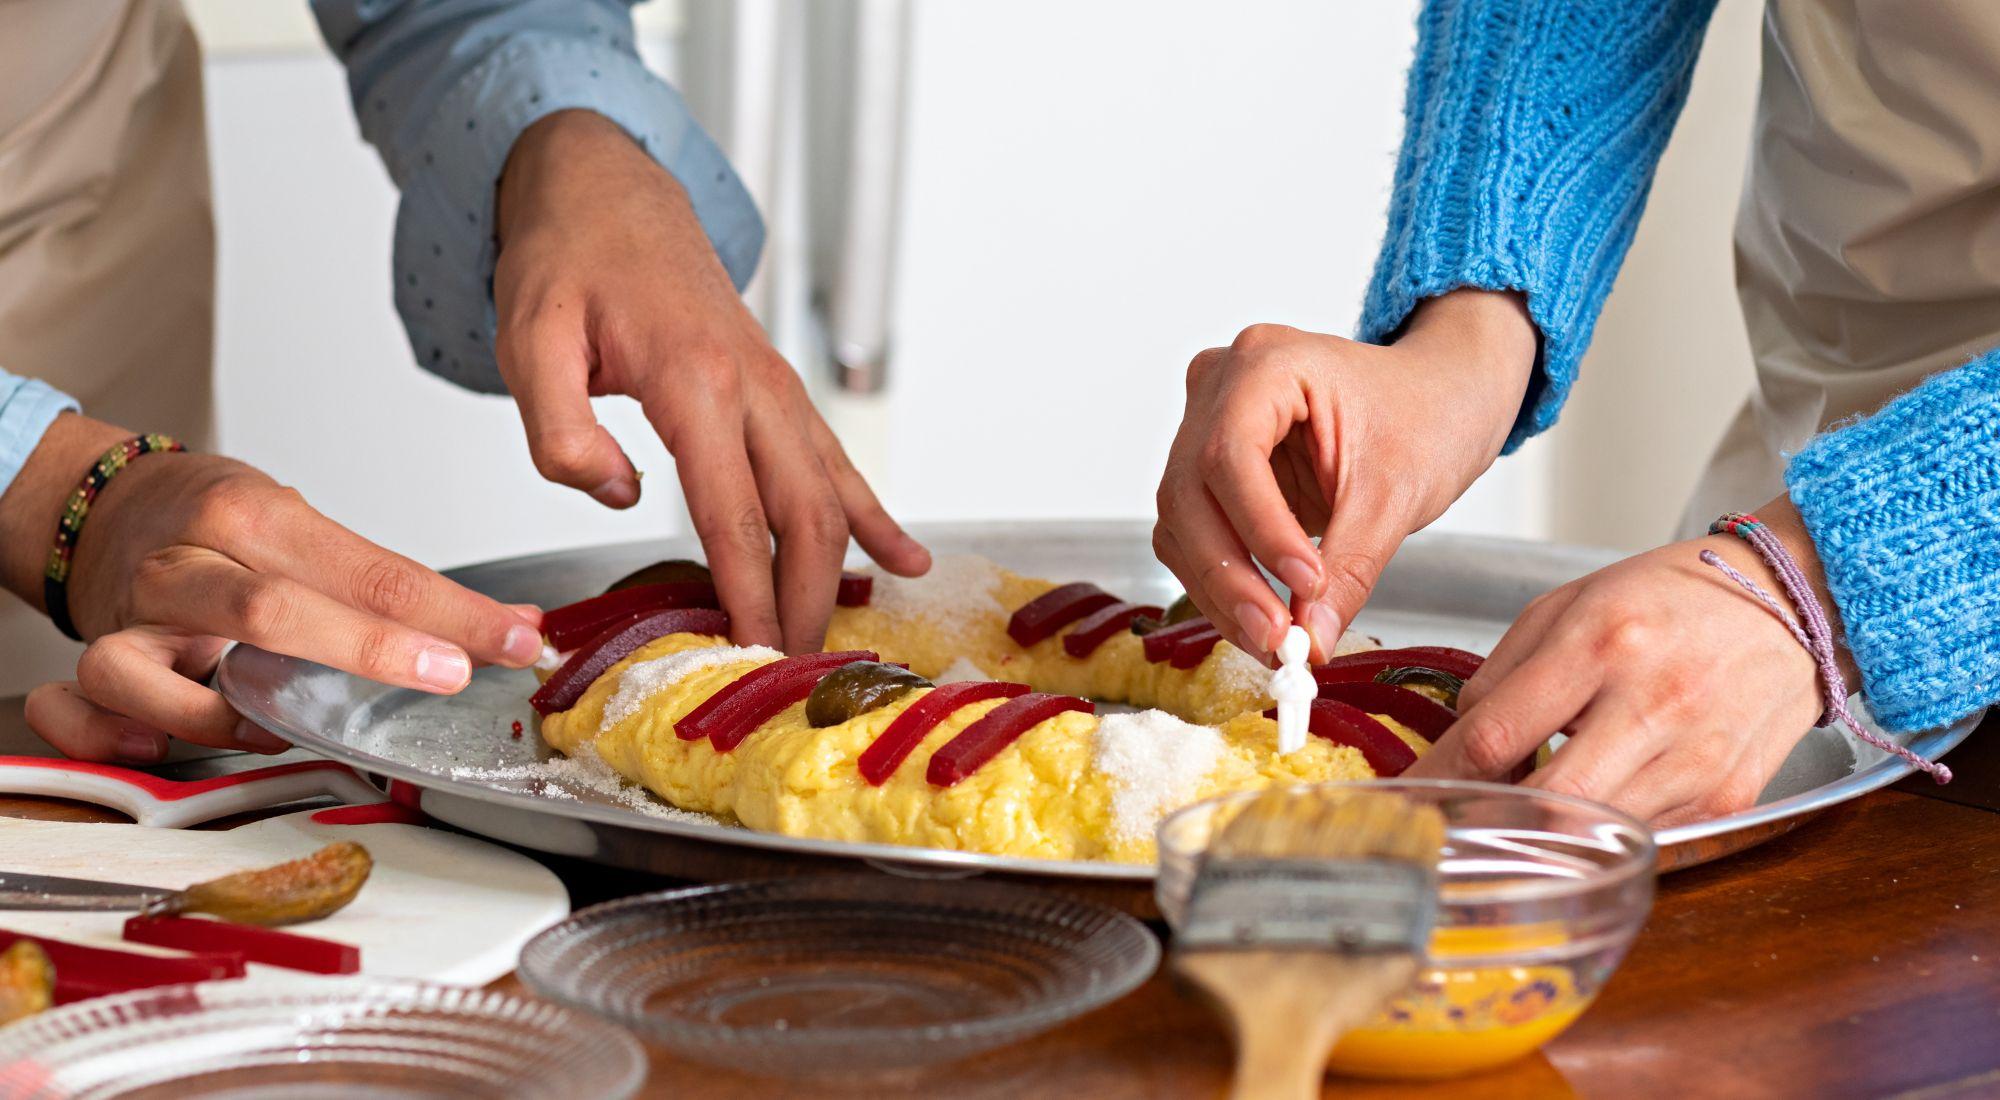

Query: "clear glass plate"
left=516, top=874, right=1160, bottom=1079
left=0, top=978, right=646, bottom=1100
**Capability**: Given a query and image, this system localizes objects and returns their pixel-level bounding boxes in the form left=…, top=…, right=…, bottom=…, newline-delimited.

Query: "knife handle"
left=0, top=757, right=386, bottom=828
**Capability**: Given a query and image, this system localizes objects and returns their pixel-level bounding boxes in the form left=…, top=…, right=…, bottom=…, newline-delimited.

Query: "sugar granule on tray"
left=1091, top=709, right=1225, bottom=842
left=599, top=644, right=779, bottom=732
left=866, top=554, right=1004, bottom=641
left=452, top=745, right=720, bottom=826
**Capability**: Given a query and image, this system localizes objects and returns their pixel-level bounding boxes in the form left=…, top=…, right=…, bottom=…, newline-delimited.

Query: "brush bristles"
left=1211, top=788, right=1446, bottom=867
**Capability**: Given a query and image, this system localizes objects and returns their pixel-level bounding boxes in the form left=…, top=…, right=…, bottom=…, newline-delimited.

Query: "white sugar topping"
left=1212, top=642, right=1274, bottom=699
left=1092, top=710, right=1226, bottom=842
left=451, top=744, right=720, bottom=825
left=600, top=644, right=778, bottom=731
left=936, top=657, right=992, bottom=683
left=865, top=554, right=1004, bottom=640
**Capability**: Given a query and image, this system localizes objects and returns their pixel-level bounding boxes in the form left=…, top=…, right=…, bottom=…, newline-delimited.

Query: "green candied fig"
left=605, top=559, right=712, bottom=593
left=1133, top=593, right=1200, bottom=635
left=806, top=662, right=933, bottom=728
left=1373, top=666, right=1466, bottom=710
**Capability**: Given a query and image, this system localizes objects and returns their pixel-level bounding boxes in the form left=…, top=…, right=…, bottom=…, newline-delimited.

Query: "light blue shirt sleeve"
left=312, top=0, right=765, bottom=394
left=0, top=368, right=80, bottom=502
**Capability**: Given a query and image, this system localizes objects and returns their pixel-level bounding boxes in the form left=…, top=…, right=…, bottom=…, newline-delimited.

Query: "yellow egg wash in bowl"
left=1157, top=781, right=1655, bottom=1080
left=532, top=555, right=1449, bottom=863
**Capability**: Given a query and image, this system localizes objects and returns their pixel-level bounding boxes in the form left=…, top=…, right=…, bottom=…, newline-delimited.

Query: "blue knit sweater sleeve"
left=1786, top=353, right=2000, bottom=733
left=1357, top=0, right=1719, bottom=451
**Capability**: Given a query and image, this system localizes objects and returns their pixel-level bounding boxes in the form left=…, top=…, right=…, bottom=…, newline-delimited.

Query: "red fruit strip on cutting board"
left=927, top=693, right=1095, bottom=787
left=541, top=582, right=720, bottom=651
left=1264, top=698, right=1420, bottom=776
left=1168, top=626, right=1225, bottom=669
left=1006, top=583, right=1120, bottom=647
left=1314, top=681, right=1458, bottom=742
left=856, top=680, right=1032, bottom=785
left=1061, top=602, right=1163, bottom=658
left=1141, top=617, right=1215, bottom=663
left=0, top=928, right=244, bottom=1004
left=1311, top=645, right=1485, bottom=684
left=837, top=572, right=873, bottom=607
left=530, top=608, right=732, bottom=715
left=677, top=650, right=878, bottom=750
left=124, top=915, right=359, bottom=975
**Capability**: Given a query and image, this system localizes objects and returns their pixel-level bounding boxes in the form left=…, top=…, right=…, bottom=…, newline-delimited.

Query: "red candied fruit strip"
left=0, top=928, right=244, bottom=1005
left=1314, top=681, right=1458, bottom=743
left=1264, top=698, right=1419, bottom=776
left=541, top=582, right=720, bottom=651
left=1168, top=626, right=1225, bottom=670
left=530, top=608, right=732, bottom=715
left=1061, top=602, right=1163, bottom=659
left=1006, top=583, right=1120, bottom=648
left=927, top=693, right=1095, bottom=787
left=124, top=915, right=359, bottom=976
left=1311, top=645, right=1485, bottom=685
left=857, top=680, right=1032, bottom=785
left=676, top=650, right=878, bottom=750
left=837, top=572, right=873, bottom=607
left=1141, top=617, right=1215, bottom=663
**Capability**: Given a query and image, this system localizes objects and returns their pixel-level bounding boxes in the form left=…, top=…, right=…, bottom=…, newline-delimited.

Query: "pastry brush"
left=1174, top=787, right=1446, bottom=1099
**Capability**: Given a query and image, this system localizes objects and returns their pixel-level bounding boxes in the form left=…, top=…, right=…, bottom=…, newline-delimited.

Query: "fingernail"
left=1276, top=556, right=1322, bottom=600
left=1234, top=601, right=1277, bottom=654
left=507, top=603, right=544, bottom=628
left=1307, top=602, right=1342, bottom=661
left=116, top=728, right=166, bottom=763
left=232, top=720, right=290, bottom=754
left=590, top=477, right=639, bottom=509
left=416, top=646, right=472, bottom=691
left=501, top=624, right=542, bottom=665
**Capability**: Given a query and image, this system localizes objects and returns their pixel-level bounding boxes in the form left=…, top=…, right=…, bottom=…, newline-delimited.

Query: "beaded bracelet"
left=1702, top=511, right=1952, bottom=784
left=43, top=434, right=186, bottom=641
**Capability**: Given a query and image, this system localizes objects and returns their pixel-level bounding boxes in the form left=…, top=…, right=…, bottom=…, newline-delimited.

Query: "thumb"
left=1300, top=494, right=1405, bottom=662
left=497, top=324, right=639, bottom=508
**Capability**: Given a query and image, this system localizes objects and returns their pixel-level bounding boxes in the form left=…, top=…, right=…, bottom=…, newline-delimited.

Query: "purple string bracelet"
left=1702, top=511, right=1952, bottom=784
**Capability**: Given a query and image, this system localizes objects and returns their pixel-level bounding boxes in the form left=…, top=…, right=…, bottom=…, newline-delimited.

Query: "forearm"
left=1784, top=350, right=2000, bottom=731
left=1359, top=0, right=1719, bottom=451
left=0, top=412, right=127, bottom=612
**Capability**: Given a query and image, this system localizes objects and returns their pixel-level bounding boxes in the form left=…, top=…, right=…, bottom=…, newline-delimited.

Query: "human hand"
left=3, top=414, right=542, bottom=762
left=1406, top=497, right=1841, bottom=825
left=1153, top=289, right=1535, bottom=661
left=493, top=110, right=928, bottom=654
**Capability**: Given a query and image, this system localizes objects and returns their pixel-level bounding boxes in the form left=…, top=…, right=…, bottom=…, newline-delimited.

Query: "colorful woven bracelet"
left=43, top=434, right=186, bottom=641
left=1701, top=510, right=1952, bottom=784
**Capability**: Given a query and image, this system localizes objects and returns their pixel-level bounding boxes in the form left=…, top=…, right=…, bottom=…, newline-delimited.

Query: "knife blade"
left=0, top=870, right=171, bottom=911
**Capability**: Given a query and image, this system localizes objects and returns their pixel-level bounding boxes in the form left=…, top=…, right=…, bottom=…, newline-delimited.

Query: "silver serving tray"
left=218, top=522, right=1974, bottom=910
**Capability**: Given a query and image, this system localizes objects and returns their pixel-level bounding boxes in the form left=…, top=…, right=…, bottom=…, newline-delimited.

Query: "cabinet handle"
left=819, top=0, right=910, bottom=395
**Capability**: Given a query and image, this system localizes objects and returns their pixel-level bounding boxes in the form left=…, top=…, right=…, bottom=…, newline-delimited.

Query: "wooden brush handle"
left=1178, top=950, right=1419, bottom=1100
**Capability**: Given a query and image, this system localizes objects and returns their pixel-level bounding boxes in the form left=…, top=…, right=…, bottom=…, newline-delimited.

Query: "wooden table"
left=6, top=700, right=1998, bottom=1098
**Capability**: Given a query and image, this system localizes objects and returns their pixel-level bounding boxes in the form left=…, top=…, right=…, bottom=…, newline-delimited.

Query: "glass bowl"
left=517, top=874, right=1160, bottom=1079
left=0, top=978, right=646, bottom=1099
left=1157, top=779, right=1655, bottom=1080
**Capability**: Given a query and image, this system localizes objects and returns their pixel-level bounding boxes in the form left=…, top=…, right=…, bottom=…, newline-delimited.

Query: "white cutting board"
left=0, top=808, right=569, bottom=986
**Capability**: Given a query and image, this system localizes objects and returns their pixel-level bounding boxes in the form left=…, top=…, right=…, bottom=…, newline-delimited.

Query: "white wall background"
left=189, top=0, right=1760, bottom=578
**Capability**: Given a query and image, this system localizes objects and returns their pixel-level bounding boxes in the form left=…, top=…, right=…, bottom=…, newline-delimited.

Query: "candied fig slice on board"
left=857, top=680, right=1031, bottom=785
left=541, top=582, right=722, bottom=651
left=677, top=650, right=878, bottom=750
left=1061, top=602, right=1164, bottom=658
left=530, top=608, right=732, bottom=715
left=1140, top=617, right=1215, bottom=663
left=1006, top=583, right=1120, bottom=647
left=926, top=693, right=1094, bottom=787
left=1311, top=645, right=1485, bottom=685
left=140, top=842, right=372, bottom=927
left=1314, top=681, right=1458, bottom=742
left=1264, top=698, right=1420, bottom=776
left=836, top=572, right=873, bottom=607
